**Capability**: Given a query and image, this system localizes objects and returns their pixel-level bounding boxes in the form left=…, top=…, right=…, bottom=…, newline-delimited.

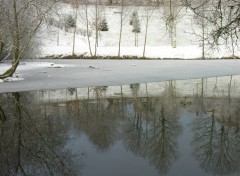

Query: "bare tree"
left=71, top=0, right=80, bottom=56
left=0, top=0, right=57, bottom=79
left=79, top=1, right=93, bottom=56
left=187, top=0, right=240, bottom=49
left=118, top=0, right=132, bottom=57
left=163, top=0, right=182, bottom=48
left=190, top=4, right=210, bottom=59
left=142, top=6, right=156, bottom=57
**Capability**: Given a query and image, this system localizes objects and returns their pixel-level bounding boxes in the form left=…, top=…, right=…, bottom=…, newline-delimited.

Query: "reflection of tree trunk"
left=0, top=106, right=6, bottom=122
left=0, top=106, right=6, bottom=151
left=13, top=93, right=25, bottom=175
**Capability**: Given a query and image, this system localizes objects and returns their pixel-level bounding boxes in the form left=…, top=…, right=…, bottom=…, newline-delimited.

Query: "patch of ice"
left=39, top=71, right=47, bottom=73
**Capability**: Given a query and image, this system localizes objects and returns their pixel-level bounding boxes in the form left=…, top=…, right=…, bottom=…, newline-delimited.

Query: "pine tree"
left=130, top=11, right=138, bottom=25
left=131, top=11, right=141, bottom=47
left=131, top=11, right=140, bottom=33
left=66, top=14, right=76, bottom=29
left=132, top=18, right=140, bottom=33
left=100, top=18, right=109, bottom=31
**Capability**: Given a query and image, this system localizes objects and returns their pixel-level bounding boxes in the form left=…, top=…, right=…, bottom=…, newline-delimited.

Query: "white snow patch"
left=3, top=77, right=24, bottom=82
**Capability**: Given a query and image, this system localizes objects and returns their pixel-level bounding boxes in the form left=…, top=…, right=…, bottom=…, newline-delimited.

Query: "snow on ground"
left=36, top=3, right=240, bottom=59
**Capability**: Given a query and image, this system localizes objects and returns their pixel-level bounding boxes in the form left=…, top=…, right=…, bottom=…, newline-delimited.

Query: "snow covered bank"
left=36, top=4, right=239, bottom=59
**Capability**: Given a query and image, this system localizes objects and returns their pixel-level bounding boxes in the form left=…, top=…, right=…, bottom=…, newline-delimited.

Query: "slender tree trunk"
left=13, top=0, right=20, bottom=64
left=0, top=34, right=4, bottom=57
left=169, top=0, right=176, bottom=48
left=135, top=33, right=136, bottom=46
left=94, top=0, right=98, bottom=57
left=118, top=0, right=124, bottom=57
left=143, top=16, right=149, bottom=57
left=230, top=32, right=235, bottom=58
left=57, top=29, right=60, bottom=46
left=14, top=93, right=24, bottom=174
left=202, top=23, right=205, bottom=59
left=85, top=4, right=93, bottom=56
left=137, top=33, right=138, bottom=47
left=72, top=7, right=77, bottom=55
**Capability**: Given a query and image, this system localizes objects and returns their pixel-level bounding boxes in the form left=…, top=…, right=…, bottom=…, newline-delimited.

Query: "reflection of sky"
left=67, top=133, right=159, bottom=176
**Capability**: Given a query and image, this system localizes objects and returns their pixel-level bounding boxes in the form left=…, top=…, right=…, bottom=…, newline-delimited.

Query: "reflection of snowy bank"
left=34, top=76, right=240, bottom=128
left=35, top=75, right=240, bottom=103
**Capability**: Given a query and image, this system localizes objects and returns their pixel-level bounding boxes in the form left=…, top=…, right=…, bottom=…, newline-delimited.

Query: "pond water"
left=0, top=76, right=240, bottom=176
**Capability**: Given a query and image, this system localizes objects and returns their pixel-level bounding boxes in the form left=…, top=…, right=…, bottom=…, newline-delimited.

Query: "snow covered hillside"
left=37, top=3, right=240, bottom=59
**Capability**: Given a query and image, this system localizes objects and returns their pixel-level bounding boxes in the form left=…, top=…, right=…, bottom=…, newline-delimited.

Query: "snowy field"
left=1, top=59, right=240, bottom=93
left=37, top=3, right=240, bottom=59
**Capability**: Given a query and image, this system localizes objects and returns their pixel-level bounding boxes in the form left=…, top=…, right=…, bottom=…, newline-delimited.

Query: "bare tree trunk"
left=72, top=7, right=78, bottom=55
left=143, top=16, right=149, bottom=57
left=85, top=4, right=93, bottom=56
left=202, top=23, right=205, bottom=59
left=118, top=0, right=124, bottom=57
left=94, top=0, right=98, bottom=57
left=57, top=29, right=60, bottom=46
left=135, top=33, right=137, bottom=46
left=169, top=0, right=176, bottom=48
left=0, top=34, right=4, bottom=57
left=230, top=32, right=235, bottom=59
left=13, top=0, right=20, bottom=64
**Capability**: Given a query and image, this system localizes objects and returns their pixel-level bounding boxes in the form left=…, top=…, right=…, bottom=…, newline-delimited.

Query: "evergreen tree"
left=132, top=12, right=140, bottom=33
left=130, top=11, right=138, bottom=25
left=66, top=14, right=76, bottom=29
left=100, top=18, right=109, bottom=31
left=131, top=11, right=141, bottom=47
left=132, top=18, right=141, bottom=33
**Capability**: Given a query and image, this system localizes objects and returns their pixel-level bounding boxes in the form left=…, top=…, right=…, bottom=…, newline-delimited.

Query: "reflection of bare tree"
left=123, top=81, right=182, bottom=174
left=191, top=112, right=240, bottom=175
left=193, top=78, right=207, bottom=116
left=191, top=76, right=240, bottom=175
left=123, top=101, right=149, bottom=158
left=0, top=93, right=80, bottom=176
left=147, top=81, right=181, bottom=174
left=65, top=86, right=119, bottom=152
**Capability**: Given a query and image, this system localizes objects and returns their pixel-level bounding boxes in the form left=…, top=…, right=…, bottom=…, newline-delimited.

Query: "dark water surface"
left=1, top=76, right=240, bottom=176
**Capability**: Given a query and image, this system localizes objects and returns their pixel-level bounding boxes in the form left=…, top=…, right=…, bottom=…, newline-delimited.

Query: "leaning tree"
left=0, top=0, right=57, bottom=79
